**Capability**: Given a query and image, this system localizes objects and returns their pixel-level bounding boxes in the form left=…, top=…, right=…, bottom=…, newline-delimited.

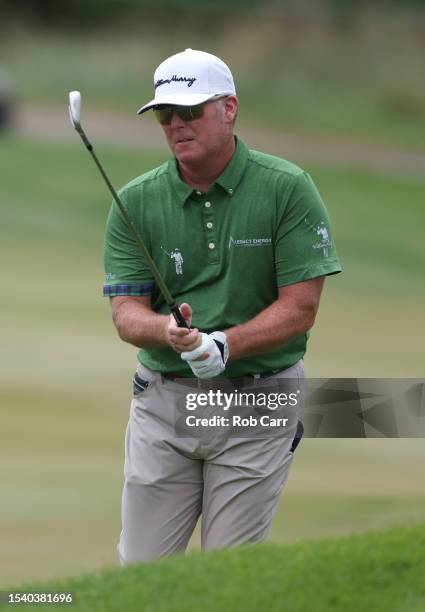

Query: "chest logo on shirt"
left=161, top=246, right=184, bottom=275
left=305, top=219, right=332, bottom=257
left=228, top=236, right=272, bottom=249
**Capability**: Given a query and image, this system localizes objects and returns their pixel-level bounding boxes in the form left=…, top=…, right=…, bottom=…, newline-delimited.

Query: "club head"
left=68, top=90, right=82, bottom=130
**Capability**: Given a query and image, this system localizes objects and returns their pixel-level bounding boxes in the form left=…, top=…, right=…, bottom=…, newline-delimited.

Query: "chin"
left=176, top=152, right=199, bottom=164
left=174, top=146, right=205, bottom=165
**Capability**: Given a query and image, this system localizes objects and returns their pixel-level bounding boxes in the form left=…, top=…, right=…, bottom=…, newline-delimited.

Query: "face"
left=159, top=96, right=238, bottom=167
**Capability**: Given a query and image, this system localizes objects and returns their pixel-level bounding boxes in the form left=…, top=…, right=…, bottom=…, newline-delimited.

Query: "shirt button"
left=228, top=188, right=233, bottom=194
left=208, top=242, right=215, bottom=250
left=205, top=201, right=211, bottom=208
left=206, top=222, right=213, bottom=229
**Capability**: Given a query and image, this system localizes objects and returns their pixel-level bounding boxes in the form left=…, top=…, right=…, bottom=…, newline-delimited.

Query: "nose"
left=169, top=110, right=186, bottom=128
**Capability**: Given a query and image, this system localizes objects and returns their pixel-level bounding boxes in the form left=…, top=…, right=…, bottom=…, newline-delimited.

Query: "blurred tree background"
left=2, top=0, right=425, bottom=26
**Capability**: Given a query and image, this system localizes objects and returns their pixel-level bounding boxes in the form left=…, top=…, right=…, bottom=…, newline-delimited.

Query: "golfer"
left=103, top=49, right=342, bottom=563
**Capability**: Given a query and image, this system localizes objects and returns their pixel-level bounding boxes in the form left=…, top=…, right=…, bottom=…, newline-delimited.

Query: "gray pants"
left=118, top=360, right=305, bottom=564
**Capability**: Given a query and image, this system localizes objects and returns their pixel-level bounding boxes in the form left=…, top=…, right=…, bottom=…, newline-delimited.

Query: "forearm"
left=112, top=298, right=169, bottom=349
left=225, top=296, right=316, bottom=361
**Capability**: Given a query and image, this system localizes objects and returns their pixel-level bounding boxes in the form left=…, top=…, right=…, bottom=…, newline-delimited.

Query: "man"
left=103, top=49, right=341, bottom=564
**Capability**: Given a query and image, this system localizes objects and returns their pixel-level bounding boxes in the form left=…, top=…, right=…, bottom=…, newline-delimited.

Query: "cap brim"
left=137, top=92, right=216, bottom=115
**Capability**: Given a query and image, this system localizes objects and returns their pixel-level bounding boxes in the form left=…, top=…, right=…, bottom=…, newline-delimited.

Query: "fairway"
left=1, top=136, right=424, bottom=587
left=2, top=24, right=425, bottom=149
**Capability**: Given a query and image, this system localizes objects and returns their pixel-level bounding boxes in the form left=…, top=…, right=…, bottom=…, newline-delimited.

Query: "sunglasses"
left=153, top=102, right=205, bottom=126
left=153, top=95, right=227, bottom=126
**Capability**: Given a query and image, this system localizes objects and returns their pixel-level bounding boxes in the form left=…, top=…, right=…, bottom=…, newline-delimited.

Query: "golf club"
left=68, top=90, right=189, bottom=329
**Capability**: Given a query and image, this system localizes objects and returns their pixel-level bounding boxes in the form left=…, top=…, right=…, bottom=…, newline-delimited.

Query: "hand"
left=181, top=331, right=229, bottom=378
left=166, top=303, right=204, bottom=355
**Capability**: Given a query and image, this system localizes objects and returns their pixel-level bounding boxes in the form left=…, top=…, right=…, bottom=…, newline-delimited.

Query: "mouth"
left=175, top=137, right=194, bottom=144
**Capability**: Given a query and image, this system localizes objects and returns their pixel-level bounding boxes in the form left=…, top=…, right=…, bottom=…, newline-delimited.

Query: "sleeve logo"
left=305, top=219, right=332, bottom=257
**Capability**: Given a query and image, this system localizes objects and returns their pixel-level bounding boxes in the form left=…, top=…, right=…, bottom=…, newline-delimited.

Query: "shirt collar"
left=167, top=159, right=194, bottom=206
left=168, top=135, right=249, bottom=206
left=214, top=135, right=248, bottom=196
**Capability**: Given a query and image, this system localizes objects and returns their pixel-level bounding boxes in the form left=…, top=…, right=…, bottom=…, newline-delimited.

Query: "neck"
left=178, top=135, right=236, bottom=192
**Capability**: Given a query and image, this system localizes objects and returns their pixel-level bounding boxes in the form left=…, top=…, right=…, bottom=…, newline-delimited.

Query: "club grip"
left=170, top=303, right=190, bottom=329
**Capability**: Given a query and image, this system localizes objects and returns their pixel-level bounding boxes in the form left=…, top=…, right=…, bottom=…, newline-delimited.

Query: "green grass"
left=2, top=19, right=425, bottom=149
left=0, top=136, right=424, bottom=587
left=3, top=523, right=425, bottom=611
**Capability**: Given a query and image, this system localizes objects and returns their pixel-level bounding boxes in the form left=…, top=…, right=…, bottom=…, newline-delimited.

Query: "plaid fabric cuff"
left=103, top=283, right=154, bottom=297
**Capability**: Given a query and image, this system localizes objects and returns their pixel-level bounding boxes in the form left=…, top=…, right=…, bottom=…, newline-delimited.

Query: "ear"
left=223, top=96, right=238, bottom=124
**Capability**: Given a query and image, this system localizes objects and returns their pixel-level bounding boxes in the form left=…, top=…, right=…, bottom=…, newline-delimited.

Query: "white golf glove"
left=181, top=331, right=229, bottom=379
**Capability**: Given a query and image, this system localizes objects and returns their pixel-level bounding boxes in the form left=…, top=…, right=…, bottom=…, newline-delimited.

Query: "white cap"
left=137, top=48, right=236, bottom=115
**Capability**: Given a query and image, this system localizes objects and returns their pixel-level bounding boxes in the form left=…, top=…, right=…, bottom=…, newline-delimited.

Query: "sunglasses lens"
left=177, top=104, right=204, bottom=121
left=153, top=108, right=173, bottom=125
left=153, top=103, right=205, bottom=125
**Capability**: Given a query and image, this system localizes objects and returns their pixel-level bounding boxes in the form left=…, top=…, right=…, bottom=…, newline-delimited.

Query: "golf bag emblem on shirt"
left=304, top=219, right=332, bottom=257
left=161, top=246, right=184, bottom=275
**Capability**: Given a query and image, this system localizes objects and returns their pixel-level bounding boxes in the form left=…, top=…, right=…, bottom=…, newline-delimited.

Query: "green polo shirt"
left=104, top=136, right=341, bottom=377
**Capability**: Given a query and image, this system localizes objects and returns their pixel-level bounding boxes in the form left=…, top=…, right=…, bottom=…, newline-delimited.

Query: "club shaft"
left=77, top=129, right=189, bottom=329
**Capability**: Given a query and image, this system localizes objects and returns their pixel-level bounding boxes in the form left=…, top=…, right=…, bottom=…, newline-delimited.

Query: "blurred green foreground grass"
left=0, top=136, right=424, bottom=587
left=3, top=523, right=425, bottom=612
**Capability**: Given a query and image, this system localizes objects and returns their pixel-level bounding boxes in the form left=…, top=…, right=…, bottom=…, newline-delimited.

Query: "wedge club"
left=68, top=90, right=188, bottom=329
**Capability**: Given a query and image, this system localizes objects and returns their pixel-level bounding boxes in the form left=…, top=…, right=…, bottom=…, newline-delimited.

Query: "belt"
left=162, top=371, right=277, bottom=389
left=163, top=371, right=277, bottom=381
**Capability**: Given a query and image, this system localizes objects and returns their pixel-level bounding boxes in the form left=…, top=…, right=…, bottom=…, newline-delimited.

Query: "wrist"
left=160, top=315, right=173, bottom=347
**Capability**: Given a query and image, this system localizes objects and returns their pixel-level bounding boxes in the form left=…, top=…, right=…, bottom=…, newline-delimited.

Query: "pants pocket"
left=290, top=420, right=304, bottom=454
left=132, top=372, right=150, bottom=397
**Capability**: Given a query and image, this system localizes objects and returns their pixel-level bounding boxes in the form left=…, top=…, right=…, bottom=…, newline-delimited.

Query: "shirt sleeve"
left=275, top=171, right=342, bottom=287
left=103, top=196, right=154, bottom=297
